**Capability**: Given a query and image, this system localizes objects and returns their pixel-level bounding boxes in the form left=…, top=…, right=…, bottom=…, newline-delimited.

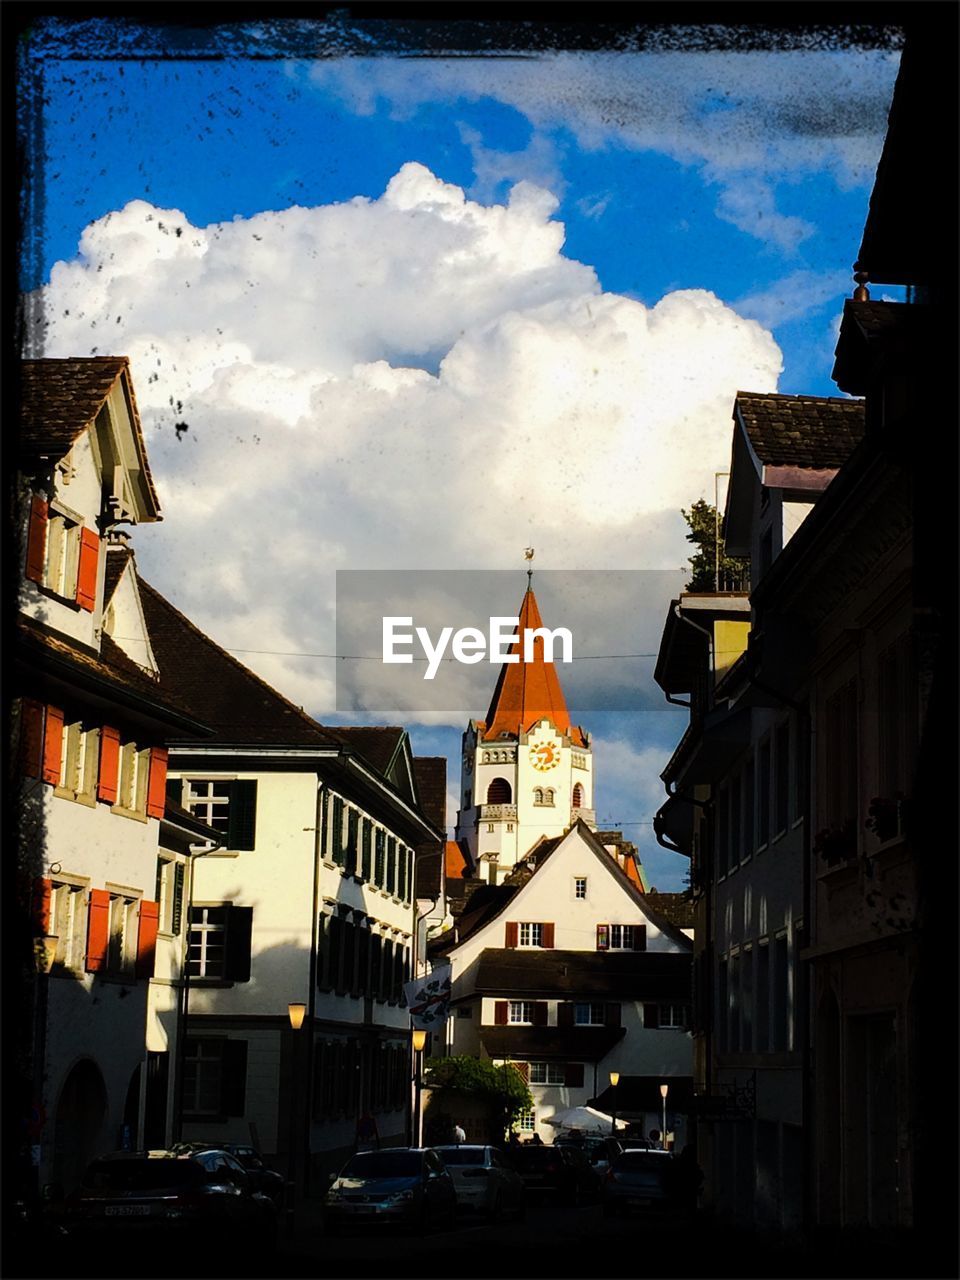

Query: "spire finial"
left=524, top=546, right=535, bottom=585
left=853, top=262, right=870, bottom=303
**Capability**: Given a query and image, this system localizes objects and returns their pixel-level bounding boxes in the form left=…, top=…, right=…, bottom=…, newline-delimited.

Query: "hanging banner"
left=403, top=964, right=452, bottom=1029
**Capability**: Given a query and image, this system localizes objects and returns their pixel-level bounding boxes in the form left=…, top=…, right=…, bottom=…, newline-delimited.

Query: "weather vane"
left=524, top=546, right=535, bottom=583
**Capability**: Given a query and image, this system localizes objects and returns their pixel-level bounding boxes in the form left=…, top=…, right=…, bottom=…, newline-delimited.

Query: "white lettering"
left=524, top=626, right=573, bottom=664
left=417, top=625, right=453, bottom=680
left=489, top=617, right=520, bottom=664
left=452, top=627, right=486, bottom=664
left=382, top=617, right=414, bottom=664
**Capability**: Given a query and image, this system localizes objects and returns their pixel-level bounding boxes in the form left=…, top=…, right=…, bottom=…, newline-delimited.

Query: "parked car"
left=172, top=1141, right=285, bottom=1205
left=554, top=1134, right=616, bottom=1178
left=61, top=1148, right=279, bottom=1249
left=511, top=1144, right=600, bottom=1206
left=433, top=1145, right=525, bottom=1220
left=323, top=1147, right=457, bottom=1234
left=601, top=1148, right=675, bottom=1217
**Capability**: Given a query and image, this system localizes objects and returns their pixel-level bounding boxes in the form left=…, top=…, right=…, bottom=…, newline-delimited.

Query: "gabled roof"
left=734, top=392, right=865, bottom=470
left=334, top=727, right=405, bottom=775
left=444, top=840, right=471, bottom=881
left=19, top=357, right=161, bottom=517
left=474, top=948, right=692, bottom=998
left=482, top=586, right=586, bottom=748
left=138, top=578, right=339, bottom=748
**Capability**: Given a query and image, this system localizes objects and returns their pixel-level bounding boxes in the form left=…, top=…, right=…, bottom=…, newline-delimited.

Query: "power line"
left=115, top=637, right=660, bottom=662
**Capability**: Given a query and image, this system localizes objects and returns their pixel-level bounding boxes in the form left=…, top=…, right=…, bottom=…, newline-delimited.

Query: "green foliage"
left=424, top=1056, right=533, bottom=1120
left=681, top=499, right=750, bottom=592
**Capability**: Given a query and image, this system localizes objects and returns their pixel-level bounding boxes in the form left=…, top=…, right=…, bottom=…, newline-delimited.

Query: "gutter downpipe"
left=303, top=779, right=326, bottom=1196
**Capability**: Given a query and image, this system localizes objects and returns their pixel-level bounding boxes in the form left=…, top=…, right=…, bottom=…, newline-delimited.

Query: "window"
left=741, top=948, right=754, bottom=1051
left=659, top=1003, right=688, bottom=1029
left=182, top=1038, right=247, bottom=1120
left=574, top=1002, right=604, bottom=1026
left=331, top=795, right=345, bottom=865
left=187, top=904, right=253, bottom=982
left=517, top=1111, right=536, bottom=1133
left=397, top=843, right=407, bottom=899
left=757, top=739, right=771, bottom=848
left=486, top=777, right=512, bottom=804
left=116, top=743, right=150, bottom=816
left=106, top=893, right=139, bottom=976
left=386, top=837, right=397, bottom=895
left=183, top=778, right=257, bottom=850
left=509, top=1001, right=535, bottom=1024
left=54, top=721, right=99, bottom=805
left=529, top=1062, right=566, bottom=1085
left=774, top=723, right=790, bottom=837
left=41, top=506, right=85, bottom=601
left=572, top=783, right=584, bottom=808
left=596, top=923, right=644, bottom=951
left=486, top=823, right=495, bottom=833
left=574, top=877, right=587, bottom=900
left=50, top=881, right=87, bottom=972
left=729, top=951, right=741, bottom=1052
left=155, top=858, right=185, bottom=935
left=772, top=934, right=790, bottom=1051
left=533, top=787, right=555, bottom=806
left=519, top=923, right=543, bottom=947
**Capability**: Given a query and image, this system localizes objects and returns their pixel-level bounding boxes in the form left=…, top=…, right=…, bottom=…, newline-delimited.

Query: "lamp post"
left=412, top=1029, right=427, bottom=1147
left=287, top=1002, right=307, bottom=1235
left=609, top=1071, right=620, bottom=1135
left=660, top=1082, right=669, bottom=1150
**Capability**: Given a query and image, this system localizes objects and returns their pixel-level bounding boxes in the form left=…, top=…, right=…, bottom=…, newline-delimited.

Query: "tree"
left=681, top=499, right=750, bottom=592
left=423, top=1055, right=533, bottom=1133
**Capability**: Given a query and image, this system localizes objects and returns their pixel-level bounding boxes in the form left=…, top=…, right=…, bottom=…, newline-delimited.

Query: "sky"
left=19, top=17, right=903, bottom=890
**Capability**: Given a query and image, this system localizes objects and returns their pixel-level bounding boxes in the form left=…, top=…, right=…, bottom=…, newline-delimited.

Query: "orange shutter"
left=98, top=727, right=121, bottom=802
left=542, top=922, right=555, bottom=949
left=494, top=1001, right=508, bottom=1025
left=25, top=496, right=48, bottom=583
left=42, top=706, right=65, bottom=785
left=146, top=748, right=168, bottom=819
left=32, top=877, right=53, bottom=935
left=20, top=699, right=45, bottom=777
left=135, top=900, right=160, bottom=978
left=85, top=889, right=111, bottom=971
left=505, top=922, right=518, bottom=949
left=75, top=529, right=100, bottom=611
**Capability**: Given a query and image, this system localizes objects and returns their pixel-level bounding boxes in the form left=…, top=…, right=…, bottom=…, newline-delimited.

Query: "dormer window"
left=24, top=496, right=100, bottom=611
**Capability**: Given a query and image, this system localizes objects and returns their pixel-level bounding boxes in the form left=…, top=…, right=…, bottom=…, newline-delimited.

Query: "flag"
left=403, top=964, right=452, bottom=1029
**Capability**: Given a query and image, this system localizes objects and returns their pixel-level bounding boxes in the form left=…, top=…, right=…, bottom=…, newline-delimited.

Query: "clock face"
left=529, top=741, right=559, bottom=772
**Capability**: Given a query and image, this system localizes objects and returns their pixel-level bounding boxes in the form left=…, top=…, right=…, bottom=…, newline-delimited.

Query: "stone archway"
left=52, top=1059, right=109, bottom=1193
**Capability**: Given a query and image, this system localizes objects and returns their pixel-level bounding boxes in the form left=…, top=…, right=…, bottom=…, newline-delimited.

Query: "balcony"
left=479, top=804, right=517, bottom=821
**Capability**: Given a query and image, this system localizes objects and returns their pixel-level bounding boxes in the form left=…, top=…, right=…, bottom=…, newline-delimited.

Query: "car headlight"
left=325, top=1188, right=342, bottom=1201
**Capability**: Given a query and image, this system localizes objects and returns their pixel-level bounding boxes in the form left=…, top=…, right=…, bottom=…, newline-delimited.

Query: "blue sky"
left=23, top=23, right=902, bottom=888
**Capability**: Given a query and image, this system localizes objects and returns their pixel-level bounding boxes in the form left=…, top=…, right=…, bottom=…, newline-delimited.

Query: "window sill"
left=53, top=786, right=97, bottom=808
left=110, top=804, right=149, bottom=824
left=36, top=584, right=84, bottom=612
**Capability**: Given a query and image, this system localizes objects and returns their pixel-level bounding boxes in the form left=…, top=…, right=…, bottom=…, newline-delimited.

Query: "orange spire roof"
left=482, top=587, right=585, bottom=747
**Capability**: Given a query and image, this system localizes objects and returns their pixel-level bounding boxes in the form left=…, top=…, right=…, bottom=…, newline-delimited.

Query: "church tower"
left=454, top=583, right=595, bottom=884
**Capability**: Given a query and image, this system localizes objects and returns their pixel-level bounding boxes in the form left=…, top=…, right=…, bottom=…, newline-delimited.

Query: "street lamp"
left=660, top=1082, right=669, bottom=1150
left=286, top=1003, right=307, bottom=1234
left=412, top=1028, right=427, bottom=1148
left=609, top=1071, right=620, bottom=1135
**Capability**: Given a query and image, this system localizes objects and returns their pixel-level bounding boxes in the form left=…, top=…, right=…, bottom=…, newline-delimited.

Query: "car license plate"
left=105, top=1205, right=151, bottom=1217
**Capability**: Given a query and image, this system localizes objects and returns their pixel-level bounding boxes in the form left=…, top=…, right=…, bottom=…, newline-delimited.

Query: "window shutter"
left=494, top=1001, right=508, bottom=1026
left=643, top=1003, right=660, bottom=1029
left=512, top=1060, right=530, bottom=1082
left=171, top=862, right=185, bottom=936
left=226, top=781, right=257, bottom=850
left=222, top=1040, right=248, bottom=1116
left=557, top=1001, right=574, bottom=1028
left=505, top=922, right=518, bottom=948
left=32, top=877, right=53, bottom=935
left=146, top=748, right=168, bottom=819
left=533, top=1002, right=549, bottom=1027
left=542, top=922, right=555, bottom=949
left=224, top=906, right=253, bottom=982
left=564, top=1063, right=584, bottom=1088
left=605, top=1003, right=622, bottom=1028
left=42, top=706, right=65, bottom=785
left=634, top=925, right=647, bottom=952
left=20, top=699, right=45, bottom=777
left=596, top=924, right=610, bottom=951
left=85, top=888, right=111, bottom=971
left=98, top=726, right=121, bottom=802
left=25, top=496, right=48, bottom=584
left=75, top=528, right=100, bottom=611
left=135, top=900, right=160, bottom=978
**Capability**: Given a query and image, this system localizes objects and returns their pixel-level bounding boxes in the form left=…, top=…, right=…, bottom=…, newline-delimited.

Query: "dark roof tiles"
left=735, top=391, right=865, bottom=470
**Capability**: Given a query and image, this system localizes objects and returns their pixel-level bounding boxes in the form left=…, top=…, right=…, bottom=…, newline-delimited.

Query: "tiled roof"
left=735, top=392, right=865, bottom=469
left=19, top=357, right=160, bottom=512
left=479, top=1025, right=625, bottom=1062
left=334, top=726, right=405, bottom=774
left=474, top=949, right=692, bottom=999
left=17, top=615, right=200, bottom=729
left=444, top=840, right=470, bottom=880
left=138, top=579, right=339, bottom=748
left=642, top=893, right=696, bottom=931
left=483, top=587, right=587, bottom=748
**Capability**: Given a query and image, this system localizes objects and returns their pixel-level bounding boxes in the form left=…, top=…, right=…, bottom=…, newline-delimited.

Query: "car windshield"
left=341, top=1151, right=422, bottom=1178
left=434, top=1148, right=486, bottom=1166
left=614, top=1152, right=670, bottom=1173
left=81, top=1159, right=202, bottom=1191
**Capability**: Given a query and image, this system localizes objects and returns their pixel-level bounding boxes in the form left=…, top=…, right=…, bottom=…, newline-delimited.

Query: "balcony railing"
left=479, top=804, right=517, bottom=821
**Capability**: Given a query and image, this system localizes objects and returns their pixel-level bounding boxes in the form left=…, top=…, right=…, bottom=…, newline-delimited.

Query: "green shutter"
left=360, top=820, right=372, bottom=881
left=171, top=862, right=185, bottom=936
left=374, top=829, right=385, bottom=885
left=386, top=837, right=396, bottom=894
left=332, top=796, right=344, bottom=865
left=346, top=808, right=358, bottom=875
left=227, top=781, right=258, bottom=850
left=397, top=844, right=406, bottom=899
